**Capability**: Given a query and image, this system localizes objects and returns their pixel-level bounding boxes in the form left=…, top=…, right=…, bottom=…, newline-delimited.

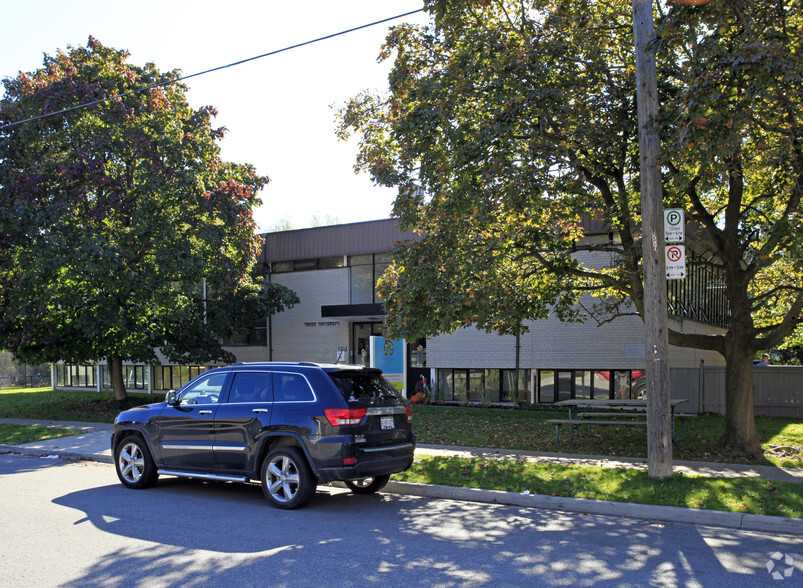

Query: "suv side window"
left=179, top=372, right=227, bottom=405
left=273, top=372, right=315, bottom=402
left=228, top=371, right=272, bottom=403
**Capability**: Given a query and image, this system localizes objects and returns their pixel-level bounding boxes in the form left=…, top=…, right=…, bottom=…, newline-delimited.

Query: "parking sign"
left=664, top=209, right=685, bottom=243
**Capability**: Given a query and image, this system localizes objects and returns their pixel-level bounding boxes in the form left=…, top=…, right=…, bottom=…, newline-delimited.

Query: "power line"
left=0, top=8, right=424, bottom=131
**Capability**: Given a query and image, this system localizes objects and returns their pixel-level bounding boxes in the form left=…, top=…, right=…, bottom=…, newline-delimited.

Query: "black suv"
left=111, top=362, right=415, bottom=509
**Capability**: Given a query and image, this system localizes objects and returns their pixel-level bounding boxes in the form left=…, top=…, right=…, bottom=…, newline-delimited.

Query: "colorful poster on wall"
left=369, top=336, right=407, bottom=396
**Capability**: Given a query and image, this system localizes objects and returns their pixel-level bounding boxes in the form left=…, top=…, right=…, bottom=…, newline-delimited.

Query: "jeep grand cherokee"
left=111, top=362, right=415, bottom=509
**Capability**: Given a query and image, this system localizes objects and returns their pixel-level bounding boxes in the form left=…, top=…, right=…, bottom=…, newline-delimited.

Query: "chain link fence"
left=0, top=374, right=52, bottom=388
left=0, top=351, right=51, bottom=389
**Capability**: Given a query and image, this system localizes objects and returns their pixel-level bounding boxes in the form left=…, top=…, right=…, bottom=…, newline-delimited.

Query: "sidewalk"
left=1, top=418, right=801, bottom=535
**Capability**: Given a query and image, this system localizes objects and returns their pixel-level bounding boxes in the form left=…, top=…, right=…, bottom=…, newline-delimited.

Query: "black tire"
left=115, top=434, right=159, bottom=489
left=260, top=447, right=316, bottom=509
left=344, top=474, right=390, bottom=494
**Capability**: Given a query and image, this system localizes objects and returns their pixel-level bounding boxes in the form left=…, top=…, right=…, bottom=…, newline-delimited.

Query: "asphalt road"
left=1, top=453, right=801, bottom=587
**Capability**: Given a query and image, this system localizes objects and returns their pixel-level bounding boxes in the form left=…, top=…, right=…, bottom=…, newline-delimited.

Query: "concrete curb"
left=382, top=480, right=803, bottom=536
left=0, top=444, right=113, bottom=464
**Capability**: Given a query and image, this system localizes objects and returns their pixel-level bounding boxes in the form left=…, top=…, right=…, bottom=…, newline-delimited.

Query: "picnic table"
left=547, top=398, right=692, bottom=444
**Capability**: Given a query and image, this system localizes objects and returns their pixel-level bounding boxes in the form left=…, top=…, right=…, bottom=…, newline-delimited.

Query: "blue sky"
left=0, top=1, right=427, bottom=231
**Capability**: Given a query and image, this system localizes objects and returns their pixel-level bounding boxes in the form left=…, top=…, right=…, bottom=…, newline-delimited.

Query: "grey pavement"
left=1, top=417, right=802, bottom=536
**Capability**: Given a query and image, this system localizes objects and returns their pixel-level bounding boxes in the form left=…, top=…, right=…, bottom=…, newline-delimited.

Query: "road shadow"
left=0, top=451, right=84, bottom=475
left=49, top=471, right=800, bottom=587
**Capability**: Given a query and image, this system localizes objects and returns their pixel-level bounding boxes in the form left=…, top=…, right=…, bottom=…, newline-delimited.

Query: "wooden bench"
left=574, top=412, right=646, bottom=418
left=547, top=412, right=697, bottom=444
left=547, top=419, right=647, bottom=443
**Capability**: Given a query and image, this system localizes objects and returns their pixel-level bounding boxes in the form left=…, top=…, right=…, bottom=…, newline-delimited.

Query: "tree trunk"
left=719, top=339, right=762, bottom=455
left=108, top=355, right=128, bottom=401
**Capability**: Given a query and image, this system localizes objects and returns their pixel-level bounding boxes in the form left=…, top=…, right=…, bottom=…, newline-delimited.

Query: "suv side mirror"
left=166, top=390, right=178, bottom=405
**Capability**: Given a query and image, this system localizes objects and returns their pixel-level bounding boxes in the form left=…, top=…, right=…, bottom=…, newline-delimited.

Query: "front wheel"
left=261, top=447, right=316, bottom=509
left=115, top=435, right=159, bottom=489
left=344, top=474, right=390, bottom=494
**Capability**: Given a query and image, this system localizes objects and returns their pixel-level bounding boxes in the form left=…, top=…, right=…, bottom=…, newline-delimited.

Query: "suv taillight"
left=406, top=405, right=412, bottom=423
left=325, top=408, right=367, bottom=426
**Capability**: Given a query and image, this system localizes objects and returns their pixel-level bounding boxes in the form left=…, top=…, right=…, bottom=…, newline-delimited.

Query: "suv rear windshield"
left=328, top=371, right=406, bottom=406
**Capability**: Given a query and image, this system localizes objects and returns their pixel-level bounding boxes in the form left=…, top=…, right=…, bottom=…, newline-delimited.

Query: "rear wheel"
left=261, top=447, right=316, bottom=509
left=115, top=435, right=158, bottom=489
left=344, top=474, right=390, bottom=494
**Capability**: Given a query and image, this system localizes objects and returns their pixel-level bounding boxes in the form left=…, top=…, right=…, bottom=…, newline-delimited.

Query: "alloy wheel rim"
left=267, top=455, right=299, bottom=502
left=119, top=442, right=144, bottom=483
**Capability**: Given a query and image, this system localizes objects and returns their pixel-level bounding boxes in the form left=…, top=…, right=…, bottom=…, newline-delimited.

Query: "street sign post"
left=635, top=0, right=673, bottom=478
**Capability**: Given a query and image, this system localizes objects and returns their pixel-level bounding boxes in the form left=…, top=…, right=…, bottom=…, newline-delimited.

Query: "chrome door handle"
left=252, top=408, right=269, bottom=413
left=199, top=410, right=213, bottom=415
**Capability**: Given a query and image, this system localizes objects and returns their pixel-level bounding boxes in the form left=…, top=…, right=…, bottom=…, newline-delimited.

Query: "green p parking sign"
left=664, top=208, right=685, bottom=243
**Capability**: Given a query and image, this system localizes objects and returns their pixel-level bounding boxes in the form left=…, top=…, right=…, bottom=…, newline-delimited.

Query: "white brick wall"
left=427, top=310, right=726, bottom=370
left=224, top=346, right=269, bottom=363
left=269, top=268, right=351, bottom=363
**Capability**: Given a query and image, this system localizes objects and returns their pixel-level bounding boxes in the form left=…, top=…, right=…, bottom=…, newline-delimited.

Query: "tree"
left=0, top=38, right=298, bottom=400
left=337, top=0, right=803, bottom=455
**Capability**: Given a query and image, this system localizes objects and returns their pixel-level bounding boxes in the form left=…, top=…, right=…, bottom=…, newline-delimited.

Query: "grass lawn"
left=0, top=386, right=157, bottom=445
left=412, top=405, right=803, bottom=469
left=0, top=386, right=157, bottom=423
left=397, top=455, right=803, bottom=518
left=0, top=423, right=84, bottom=445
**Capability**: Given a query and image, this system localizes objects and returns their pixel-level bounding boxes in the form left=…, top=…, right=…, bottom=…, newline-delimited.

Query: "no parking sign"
left=666, top=244, right=686, bottom=279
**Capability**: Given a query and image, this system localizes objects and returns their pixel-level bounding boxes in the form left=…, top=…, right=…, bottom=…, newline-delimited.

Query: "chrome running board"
left=158, top=469, right=249, bottom=483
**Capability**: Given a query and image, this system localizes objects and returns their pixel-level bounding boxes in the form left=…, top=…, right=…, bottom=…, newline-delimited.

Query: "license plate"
left=381, top=416, right=395, bottom=430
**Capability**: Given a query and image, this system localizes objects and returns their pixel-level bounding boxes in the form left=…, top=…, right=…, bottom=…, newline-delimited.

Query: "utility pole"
left=632, top=0, right=673, bottom=478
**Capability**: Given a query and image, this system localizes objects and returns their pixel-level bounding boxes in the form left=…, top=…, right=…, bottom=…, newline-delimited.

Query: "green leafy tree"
left=0, top=37, right=298, bottom=399
left=337, top=1, right=803, bottom=455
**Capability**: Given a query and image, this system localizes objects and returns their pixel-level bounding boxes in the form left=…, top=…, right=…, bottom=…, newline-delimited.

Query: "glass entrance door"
left=351, top=322, right=384, bottom=366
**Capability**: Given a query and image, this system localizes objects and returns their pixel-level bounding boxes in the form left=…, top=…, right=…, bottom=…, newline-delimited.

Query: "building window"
left=453, top=370, right=468, bottom=403
left=226, top=318, right=268, bottom=346
left=575, top=371, right=593, bottom=399
left=349, top=254, right=374, bottom=304
left=270, top=256, right=344, bottom=274
left=293, top=259, right=318, bottom=271
left=594, top=371, right=612, bottom=399
left=469, top=369, right=484, bottom=403
left=536, top=369, right=645, bottom=403
left=501, top=369, right=528, bottom=403
left=100, top=365, right=146, bottom=390
left=352, top=322, right=384, bottom=365
left=57, top=365, right=95, bottom=388
left=438, top=369, right=454, bottom=402
left=540, top=370, right=555, bottom=403
left=153, top=365, right=208, bottom=391
left=434, top=368, right=531, bottom=404
left=271, top=261, right=293, bottom=273
left=410, top=338, right=427, bottom=368
left=319, top=256, right=345, bottom=269
left=348, top=253, right=391, bottom=304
